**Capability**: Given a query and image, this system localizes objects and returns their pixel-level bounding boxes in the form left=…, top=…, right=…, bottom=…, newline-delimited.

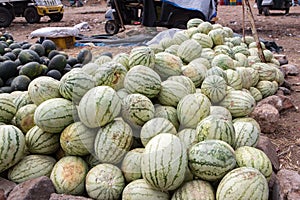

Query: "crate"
left=48, top=36, right=75, bottom=49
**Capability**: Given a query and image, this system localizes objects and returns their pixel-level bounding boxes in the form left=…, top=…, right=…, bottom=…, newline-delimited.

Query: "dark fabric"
left=142, top=0, right=157, bottom=26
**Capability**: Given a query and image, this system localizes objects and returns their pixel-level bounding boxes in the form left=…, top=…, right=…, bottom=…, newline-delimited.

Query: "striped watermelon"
left=233, top=121, right=260, bottom=149
left=219, top=90, right=256, bottom=118
left=128, top=46, right=155, bottom=69
left=0, top=94, right=17, bottom=123
left=94, top=118, right=133, bottom=164
left=201, top=75, right=227, bottom=104
left=93, top=55, right=112, bottom=66
left=188, top=139, right=236, bottom=182
left=177, top=128, right=197, bottom=150
left=172, top=30, right=190, bottom=45
left=153, top=52, right=183, bottom=80
left=50, top=156, right=88, bottom=195
left=28, top=76, right=61, bottom=105
left=235, top=146, right=273, bottom=180
left=177, top=39, right=202, bottom=63
left=249, top=87, right=263, bottom=102
left=201, top=48, right=216, bottom=62
left=8, top=154, right=56, bottom=183
left=141, top=133, right=188, bottom=191
left=177, top=93, right=211, bottom=129
left=124, top=65, right=162, bottom=98
left=205, top=66, right=227, bottom=82
left=59, top=69, right=96, bottom=104
left=148, top=43, right=164, bottom=54
left=210, top=105, right=232, bottom=120
left=164, top=44, right=179, bottom=55
left=211, top=54, right=235, bottom=70
left=232, top=45, right=250, bottom=56
left=252, top=62, right=277, bottom=81
left=140, top=117, right=177, bottom=146
left=234, top=52, right=249, bottom=67
left=122, top=179, right=170, bottom=200
left=192, top=33, right=213, bottom=48
left=12, top=91, right=33, bottom=111
left=14, top=104, right=36, bottom=133
left=195, top=115, right=235, bottom=146
left=84, top=154, right=101, bottom=168
left=255, top=80, right=278, bottom=98
left=236, top=67, right=253, bottom=89
left=81, top=63, right=100, bottom=76
left=167, top=75, right=196, bottom=94
left=198, top=21, right=213, bottom=34
left=121, top=93, right=155, bottom=128
left=121, top=148, right=144, bottom=183
left=208, top=29, right=225, bottom=46
left=184, top=27, right=199, bottom=38
left=0, top=125, right=26, bottom=173
left=159, top=37, right=174, bottom=49
left=93, top=61, right=128, bottom=90
left=78, top=86, right=121, bottom=128
left=112, top=53, right=130, bottom=70
left=154, top=105, right=180, bottom=130
left=85, top=163, right=125, bottom=200
left=171, top=180, right=215, bottom=200
left=216, top=167, right=269, bottom=200
left=225, top=69, right=243, bottom=90
left=25, top=125, right=60, bottom=155
left=157, top=80, right=191, bottom=107
left=189, top=57, right=211, bottom=69
left=187, top=18, right=204, bottom=29
left=182, top=62, right=207, bottom=88
left=223, top=26, right=234, bottom=38
left=60, top=122, right=97, bottom=156
left=34, top=98, right=75, bottom=133
left=214, top=45, right=233, bottom=58
left=232, top=117, right=261, bottom=132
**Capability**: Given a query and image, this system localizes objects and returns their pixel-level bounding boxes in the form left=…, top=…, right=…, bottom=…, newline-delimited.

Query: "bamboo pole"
left=242, top=0, right=266, bottom=62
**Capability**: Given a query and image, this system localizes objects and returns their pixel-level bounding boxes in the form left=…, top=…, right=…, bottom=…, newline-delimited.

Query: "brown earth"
left=1, top=0, right=299, bottom=172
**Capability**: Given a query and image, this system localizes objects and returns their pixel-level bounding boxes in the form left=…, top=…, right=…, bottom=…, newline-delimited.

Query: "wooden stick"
left=243, top=0, right=266, bottom=62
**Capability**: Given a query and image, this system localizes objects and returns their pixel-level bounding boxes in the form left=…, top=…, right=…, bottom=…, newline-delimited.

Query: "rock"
left=271, top=169, right=300, bottom=200
left=0, top=190, right=6, bottom=200
left=277, top=87, right=291, bottom=95
left=273, top=54, right=288, bottom=66
left=7, top=176, right=55, bottom=200
left=280, top=64, right=299, bottom=76
left=249, top=104, right=280, bottom=134
left=0, top=178, right=16, bottom=199
left=257, top=95, right=296, bottom=112
left=49, top=193, right=93, bottom=200
left=256, top=135, right=280, bottom=172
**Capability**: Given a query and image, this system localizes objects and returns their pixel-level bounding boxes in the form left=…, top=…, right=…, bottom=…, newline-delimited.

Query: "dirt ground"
left=1, top=0, right=299, bottom=173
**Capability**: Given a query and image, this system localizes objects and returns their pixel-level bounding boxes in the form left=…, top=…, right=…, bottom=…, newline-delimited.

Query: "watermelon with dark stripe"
left=28, top=76, right=61, bottom=105
left=177, top=128, right=197, bottom=150
left=192, top=33, right=213, bottom=48
left=216, top=167, right=269, bottom=200
left=50, top=156, right=88, bottom=195
left=201, top=75, right=227, bottom=104
left=93, top=61, right=128, bottom=90
left=14, top=104, right=36, bottom=133
left=210, top=105, right=232, bottom=120
left=34, top=98, right=75, bottom=133
left=12, top=91, right=33, bottom=110
left=122, top=179, right=170, bottom=200
left=177, top=39, right=202, bottom=63
left=94, top=118, right=133, bottom=164
left=235, top=146, right=273, bottom=181
left=171, top=180, right=215, bottom=200
left=255, top=80, right=278, bottom=98
left=78, top=86, right=121, bottom=128
left=0, top=94, right=17, bottom=123
left=195, top=115, right=235, bottom=146
left=177, top=93, right=211, bottom=129
left=60, top=122, right=97, bottom=156
left=141, top=133, right=188, bottom=191
left=59, top=69, right=96, bottom=104
left=8, top=154, right=56, bottom=183
left=182, top=62, right=207, bottom=88
left=188, top=139, right=236, bottom=182
left=121, top=148, right=144, bottom=183
left=219, top=90, right=256, bottom=118
left=25, top=125, right=60, bottom=154
left=225, top=69, right=242, bottom=90
left=85, top=163, right=125, bottom=200
left=124, top=65, right=162, bottom=99
left=233, top=121, right=260, bottom=149
left=140, top=117, right=177, bottom=146
left=0, top=125, right=26, bottom=173
left=128, top=46, right=155, bottom=69
left=154, top=105, right=180, bottom=130
left=121, top=93, right=155, bottom=128
left=153, top=52, right=183, bottom=80
left=167, top=75, right=196, bottom=94
left=112, top=52, right=130, bottom=70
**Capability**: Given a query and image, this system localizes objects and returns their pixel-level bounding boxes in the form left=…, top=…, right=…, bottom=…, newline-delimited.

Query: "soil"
left=1, top=0, right=299, bottom=172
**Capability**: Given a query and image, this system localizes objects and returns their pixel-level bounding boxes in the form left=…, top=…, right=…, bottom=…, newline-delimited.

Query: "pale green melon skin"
left=235, top=146, right=273, bottom=181
left=154, top=105, right=180, bottom=130
left=154, top=52, right=183, bottom=80
left=50, top=156, right=88, bottom=195
left=121, top=148, right=144, bottom=183
left=14, top=104, right=37, bottom=133
left=94, top=118, right=133, bottom=164
left=0, top=94, right=17, bottom=124
left=0, top=125, right=26, bottom=173
left=201, top=75, right=227, bottom=104
left=122, top=179, right=170, bottom=200
left=85, top=163, right=125, bottom=200
left=216, top=167, right=269, bottom=200
left=12, top=91, right=33, bottom=111
left=171, top=180, right=215, bottom=200
left=177, top=39, right=202, bottom=63
left=233, top=121, right=260, bottom=149
left=177, top=128, right=197, bottom=150
left=141, top=133, right=188, bottom=191
left=8, top=154, right=56, bottom=183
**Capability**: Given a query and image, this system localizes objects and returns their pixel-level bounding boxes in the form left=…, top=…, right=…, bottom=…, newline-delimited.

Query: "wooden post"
left=242, top=0, right=266, bottom=62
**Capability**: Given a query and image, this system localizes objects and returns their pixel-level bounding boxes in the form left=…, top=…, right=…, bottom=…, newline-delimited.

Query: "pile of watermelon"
left=0, top=18, right=284, bottom=200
